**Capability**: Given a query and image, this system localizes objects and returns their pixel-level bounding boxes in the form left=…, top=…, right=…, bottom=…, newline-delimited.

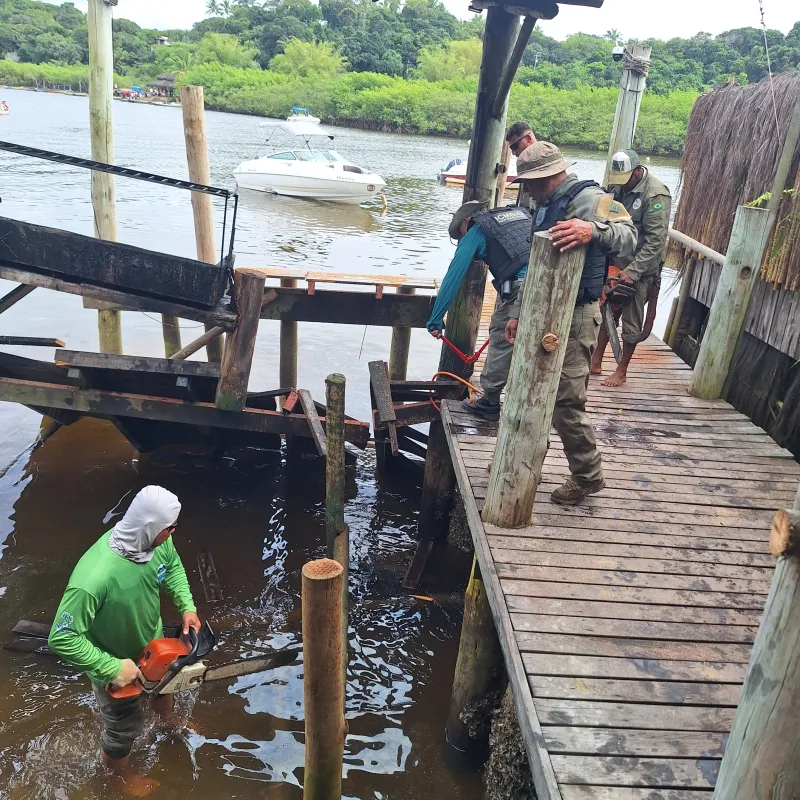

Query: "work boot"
left=462, top=392, right=501, bottom=422
left=550, top=476, right=605, bottom=506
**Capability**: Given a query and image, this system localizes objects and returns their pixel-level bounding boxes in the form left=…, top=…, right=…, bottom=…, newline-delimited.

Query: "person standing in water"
left=49, top=485, right=200, bottom=795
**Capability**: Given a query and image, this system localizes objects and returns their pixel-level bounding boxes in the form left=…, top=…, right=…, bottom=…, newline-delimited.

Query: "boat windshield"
left=292, top=150, right=330, bottom=162
left=325, top=151, right=347, bottom=162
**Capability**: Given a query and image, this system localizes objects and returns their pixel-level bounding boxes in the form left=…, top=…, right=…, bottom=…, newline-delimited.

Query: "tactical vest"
left=471, top=206, right=532, bottom=288
left=533, top=180, right=607, bottom=304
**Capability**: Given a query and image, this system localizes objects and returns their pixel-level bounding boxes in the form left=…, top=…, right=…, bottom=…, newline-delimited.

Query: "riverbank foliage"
left=1, top=0, right=798, bottom=153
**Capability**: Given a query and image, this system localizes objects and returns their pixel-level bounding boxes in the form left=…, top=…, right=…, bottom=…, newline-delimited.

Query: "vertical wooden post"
left=215, top=268, right=265, bottom=411
left=87, top=0, right=121, bottom=355
left=493, top=140, right=511, bottom=209
left=602, top=44, right=652, bottom=188
left=181, top=85, right=222, bottom=363
left=767, top=93, right=800, bottom=212
left=161, top=318, right=182, bottom=358
left=446, top=557, right=503, bottom=753
left=666, top=258, right=696, bottom=348
left=279, top=277, right=298, bottom=393
left=325, top=373, right=348, bottom=674
left=388, top=286, right=415, bottom=381
left=419, top=7, right=520, bottom=542
left=689, top=206, right=774, bottom=400
left=302, top=558, right=345, bottom=800
left=713, top=488, right=800, bottom=799
left=483, top=233, right=587, bottom=528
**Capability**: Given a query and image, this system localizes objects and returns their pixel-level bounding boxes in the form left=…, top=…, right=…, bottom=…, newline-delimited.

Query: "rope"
left=428, top=371, right=482, bottom=412
left=622, top=47, right=650, bottom=77
left=440, top=334, right=490, bottom=366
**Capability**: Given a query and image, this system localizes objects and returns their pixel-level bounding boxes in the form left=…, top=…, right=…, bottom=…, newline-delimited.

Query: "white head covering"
left=108, top=486, right=182, bottom=564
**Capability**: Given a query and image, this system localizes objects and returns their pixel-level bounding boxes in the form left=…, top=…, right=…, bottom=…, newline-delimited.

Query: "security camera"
left=612, top=45, right=625, bottom=62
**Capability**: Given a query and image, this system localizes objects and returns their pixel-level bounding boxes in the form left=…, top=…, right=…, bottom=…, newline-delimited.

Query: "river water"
left=0, top=89, right=682, bottom=799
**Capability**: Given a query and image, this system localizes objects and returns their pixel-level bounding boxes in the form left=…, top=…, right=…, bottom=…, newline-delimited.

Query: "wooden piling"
left=302, top=558, right=345, bottom=800
left=602, top=44, right=652, bottom=188
left=161, top=318, right=182, bottom=358
left=279, top=277, right=298, bottom=394
left=215, top=268, right=266, bottom=411
left=446, top=557, right=504, bottom=754
left=181, top=85, right=222, bottom=363
left=419, top=7, right=520, bottom=543
left=325, top=373, right=348, bottom=674
left=87, top=0, right=121, bottom=355
left=689, top=206, right=774, bottom=400
left=713, top=487, right=800, bottom=799
left=493, top=140, right=511, bottom=209
left=483, top=232, right=587, bottom=529
left=388, top=286, right=415, bottom=381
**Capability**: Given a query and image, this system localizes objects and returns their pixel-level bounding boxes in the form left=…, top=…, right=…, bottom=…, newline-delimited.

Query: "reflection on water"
left=0, top=89, right=683, bottom=799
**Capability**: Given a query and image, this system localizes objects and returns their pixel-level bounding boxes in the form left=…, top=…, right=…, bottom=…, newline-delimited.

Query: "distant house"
left=156, top=36, right=171, bottom=46
left=148, top=73, right=176, bottom=98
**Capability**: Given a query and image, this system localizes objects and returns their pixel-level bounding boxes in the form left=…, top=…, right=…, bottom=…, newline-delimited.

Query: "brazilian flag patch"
left=652, top=202, right=664, bottom=210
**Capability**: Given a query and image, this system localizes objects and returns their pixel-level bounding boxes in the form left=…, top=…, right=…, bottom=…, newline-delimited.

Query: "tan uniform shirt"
left=614, top=168, right=672, bottom=282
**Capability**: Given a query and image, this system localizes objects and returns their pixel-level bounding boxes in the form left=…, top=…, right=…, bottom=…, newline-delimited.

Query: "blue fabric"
left=426, top=225, right=527, bottom=334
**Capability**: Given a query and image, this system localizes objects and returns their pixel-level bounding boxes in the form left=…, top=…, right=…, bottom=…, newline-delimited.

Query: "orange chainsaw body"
left=108, top=635, right=192, bottom=700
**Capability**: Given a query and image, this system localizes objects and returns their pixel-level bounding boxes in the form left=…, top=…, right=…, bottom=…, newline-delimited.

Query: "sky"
left=53, top=0, right=798, bottom=40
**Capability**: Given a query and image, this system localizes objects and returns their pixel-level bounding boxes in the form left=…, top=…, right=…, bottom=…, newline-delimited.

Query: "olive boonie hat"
left=513, top=141, right=576, bottom=182
left=448, top=199, right=487, bottom=240
left=607, top=149, right=641, bottom=185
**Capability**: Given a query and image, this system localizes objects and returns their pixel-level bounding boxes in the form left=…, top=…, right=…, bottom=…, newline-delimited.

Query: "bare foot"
left=590, top=361, right=603, bottom=376
left=601, top=369, right=628, bottom=387
left=116, top=773, right=161, bottom=798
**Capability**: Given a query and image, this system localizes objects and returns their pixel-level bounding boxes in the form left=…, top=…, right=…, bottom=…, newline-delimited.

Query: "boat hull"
left=234, top=166, right=385, bottom=205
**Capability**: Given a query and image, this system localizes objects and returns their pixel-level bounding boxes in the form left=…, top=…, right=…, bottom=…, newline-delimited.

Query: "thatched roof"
left=669, top=71, right=800, bottom=291
left=148, top=73, right=175, bottom=89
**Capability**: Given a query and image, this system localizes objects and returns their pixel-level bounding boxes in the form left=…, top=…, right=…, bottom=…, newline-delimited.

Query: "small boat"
left=438, top=154, right=518, bottom=190
left=287, top=106, right=320, bottom=124
left=234, top=120, right=385, bottom=205
left=0, top=101, right=9, bottom=116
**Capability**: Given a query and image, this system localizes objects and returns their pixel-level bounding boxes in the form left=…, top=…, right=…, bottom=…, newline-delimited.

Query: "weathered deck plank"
left=441, top=330, right=798, bottom=800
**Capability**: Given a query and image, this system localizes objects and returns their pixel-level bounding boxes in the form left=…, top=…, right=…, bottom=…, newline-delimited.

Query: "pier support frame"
left=419, top=6, right=520, bottom=543
left=388, top=286, right=415, bottom=381
left=279, top=278, right=298, bottom=394
left=87, top=0, right=121, bottom=355
left=713, top=486, right=800, bottom=799
left=182, top=85, right=223, bottom=363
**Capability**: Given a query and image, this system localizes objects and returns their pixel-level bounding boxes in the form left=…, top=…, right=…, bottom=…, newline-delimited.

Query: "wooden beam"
left=368, top=360, right=398, bottom=455
left=0, top=376, right=371, bottom=447
left=169, top=326, right=224, bottom=361
left=216, top=268, right=267, bottom=411
left=260, top=287, right=433, bottom=328
left=689, top=206, right=775, bottom=400
left=55, top=349, right=220, bottom=378
left=483, top=232, right=586, bottom=528
left=0, top=284, right=35, bottom=315
left=0, top=263, right=236, bottom=329
left=0, top=337, right=65, bottom=347
left=299, top=389, right=327, bottom=457
left=388, top=286, right=415, bottom=381
left=713, top=488, right=800, bottom=799
left=279, top=277, right=298, bottom=391
left=668, top=228, right=725, bottom=265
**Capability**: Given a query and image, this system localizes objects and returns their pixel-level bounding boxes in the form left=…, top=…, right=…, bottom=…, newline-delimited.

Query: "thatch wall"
left=669, top=72, right=800, bottom=291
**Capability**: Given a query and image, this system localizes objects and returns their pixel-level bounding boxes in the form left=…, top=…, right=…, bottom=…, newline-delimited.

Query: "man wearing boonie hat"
left=591, top=149, right=672, bottom=387
left=426, top=196, right=532, bottom=421
left=506, top=141, right=637, bottom=505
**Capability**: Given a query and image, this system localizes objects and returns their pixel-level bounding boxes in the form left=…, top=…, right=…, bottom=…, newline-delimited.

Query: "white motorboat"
left=287, top=106, right=320, bottom=124
left=234, top=120, right=385, bottom=205
left=438, top=154, right=518, bottom=190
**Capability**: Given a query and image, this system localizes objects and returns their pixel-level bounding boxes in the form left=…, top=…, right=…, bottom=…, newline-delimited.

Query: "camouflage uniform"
left=614, top=169, right=672, bottom=344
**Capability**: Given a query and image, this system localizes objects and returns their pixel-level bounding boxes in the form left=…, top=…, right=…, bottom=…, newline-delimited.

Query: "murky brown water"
left=0, top=89, right=682, bottom=798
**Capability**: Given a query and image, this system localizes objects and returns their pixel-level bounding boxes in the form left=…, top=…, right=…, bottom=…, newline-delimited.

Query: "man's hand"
left=618, top=270, right=634, bottom=284
left=548, top=219, right=593, bottom=252
left=182, top=612, right=201, bottom=636
left=428, top=327, right=442, bottom=339
left=505, top=319, right=518, bottom=345
left=111, top=658, right=143, bottom=689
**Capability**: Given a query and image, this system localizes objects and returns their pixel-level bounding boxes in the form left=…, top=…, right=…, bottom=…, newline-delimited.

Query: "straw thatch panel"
left=669, top=72, right=800, bottom=291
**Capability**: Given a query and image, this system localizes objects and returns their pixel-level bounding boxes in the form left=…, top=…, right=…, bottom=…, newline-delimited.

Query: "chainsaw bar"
left=203, top=646, right=302, bottom=683
left=602, top=302, right=623, bottom=365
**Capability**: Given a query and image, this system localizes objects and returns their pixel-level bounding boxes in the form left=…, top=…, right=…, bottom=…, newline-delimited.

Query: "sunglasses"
left=508, top=138, right=526, bottom=152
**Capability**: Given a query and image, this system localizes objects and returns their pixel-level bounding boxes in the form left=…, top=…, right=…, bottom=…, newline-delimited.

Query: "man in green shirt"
left=49, top=485, right=200, bottom=788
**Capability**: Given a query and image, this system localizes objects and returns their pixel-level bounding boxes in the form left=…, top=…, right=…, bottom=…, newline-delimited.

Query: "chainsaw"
left=106, top=622, right=301, bottom=699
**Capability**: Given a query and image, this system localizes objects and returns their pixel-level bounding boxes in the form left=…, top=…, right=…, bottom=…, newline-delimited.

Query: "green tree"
left=604, top=29, right=622, bottom=44
left=268, top=38, right=348, bottom=77
left=195, top=32, right=258, bottom=68
left=414, top=37, right=482, bottom=81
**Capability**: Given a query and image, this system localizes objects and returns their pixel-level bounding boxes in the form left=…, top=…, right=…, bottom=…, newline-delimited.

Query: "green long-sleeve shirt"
left=48, top=531, right=196, bottom=685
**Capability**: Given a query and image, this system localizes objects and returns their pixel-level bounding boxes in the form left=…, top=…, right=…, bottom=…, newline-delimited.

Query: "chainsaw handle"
left=107, top=679, right=144, bottom=700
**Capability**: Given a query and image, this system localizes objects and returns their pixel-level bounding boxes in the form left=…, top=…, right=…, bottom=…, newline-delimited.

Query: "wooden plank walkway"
left=443, top=285, right=800, bottom=799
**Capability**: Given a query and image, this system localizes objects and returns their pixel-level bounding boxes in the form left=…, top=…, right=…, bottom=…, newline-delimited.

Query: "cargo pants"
left=554, top=301, right=603, bottom=484
left=620, top=273, right=656, bottom=345
left=479, top=278, right=522, bottom=397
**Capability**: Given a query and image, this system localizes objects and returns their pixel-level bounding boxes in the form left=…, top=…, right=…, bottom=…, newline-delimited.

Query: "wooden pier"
left=442, top=304, right=800, bottom=797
